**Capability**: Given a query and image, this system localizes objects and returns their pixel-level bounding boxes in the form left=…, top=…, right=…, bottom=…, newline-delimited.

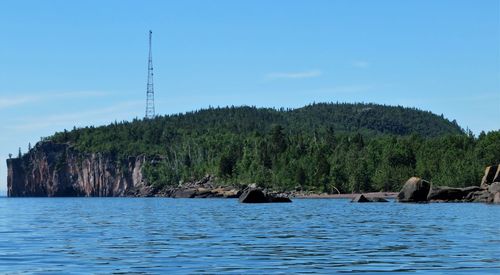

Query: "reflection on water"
left=0, top=198, right=499, bottom=274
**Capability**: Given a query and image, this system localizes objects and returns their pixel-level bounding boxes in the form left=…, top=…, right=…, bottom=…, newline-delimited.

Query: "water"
left=0, top=198, right=499, bottom=274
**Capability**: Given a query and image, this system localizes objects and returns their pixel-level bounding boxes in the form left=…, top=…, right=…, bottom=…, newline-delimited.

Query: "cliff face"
left=7, top=142, right=151, bottom=197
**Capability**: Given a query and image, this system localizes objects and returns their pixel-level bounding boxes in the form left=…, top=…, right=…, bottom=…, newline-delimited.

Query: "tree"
left=269, top=124, right=287, bottom=156
left=183, top=153, right=192, bottom=168
left=295, top=166, right=307, bottom=188
left=219, top=153, right=237, bottom=177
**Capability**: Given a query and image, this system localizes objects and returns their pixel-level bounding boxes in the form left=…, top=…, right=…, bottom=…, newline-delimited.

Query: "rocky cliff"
left=7, top=141, right=151, bottom=197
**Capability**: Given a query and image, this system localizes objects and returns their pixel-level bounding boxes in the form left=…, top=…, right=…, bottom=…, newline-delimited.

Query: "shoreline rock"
left=481, top=165, right=500, bottom=188
left=239, top=188, right=292, bottom=203
left=398, top=165, right=500, bottom=204
left=397, top=177, right=431, bottom=203
left=427, top=186, right=484, bottom=202
left=351, top=194, right=388, bottom=203
left=159, top=175, right=242, bottom=199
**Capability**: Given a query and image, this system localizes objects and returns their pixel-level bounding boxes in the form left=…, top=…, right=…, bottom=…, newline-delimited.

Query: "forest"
left=47, top=103, right=500, bottom=193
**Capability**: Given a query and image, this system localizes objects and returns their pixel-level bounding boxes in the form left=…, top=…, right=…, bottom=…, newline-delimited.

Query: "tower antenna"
left=145, top=30, right=155, bottom=119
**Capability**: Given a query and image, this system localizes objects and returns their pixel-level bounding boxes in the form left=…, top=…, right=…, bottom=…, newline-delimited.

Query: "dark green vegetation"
left=48, top=103, right=499, bottom=193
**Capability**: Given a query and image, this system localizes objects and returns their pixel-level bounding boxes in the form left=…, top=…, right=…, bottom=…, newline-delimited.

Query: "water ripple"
left=0, top=198, right=499, bottom=274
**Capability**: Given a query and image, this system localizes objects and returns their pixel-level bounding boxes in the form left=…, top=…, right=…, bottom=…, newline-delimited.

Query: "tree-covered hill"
left=287, top=103, right=463, bottom=137
left=46, top=102, right=499, bottom=192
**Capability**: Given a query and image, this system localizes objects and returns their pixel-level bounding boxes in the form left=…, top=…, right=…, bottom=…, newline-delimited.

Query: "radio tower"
left=145, top=30, right=155, bottom=119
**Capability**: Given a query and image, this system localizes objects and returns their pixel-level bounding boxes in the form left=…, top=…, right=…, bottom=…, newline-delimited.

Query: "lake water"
left=0, top=198, right=499, bottom=274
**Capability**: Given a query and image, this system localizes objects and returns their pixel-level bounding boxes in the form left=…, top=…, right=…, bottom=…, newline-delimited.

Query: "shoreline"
left=2, top=192, right=400, bottom=199
left=293, top=192, right=399, bottom=199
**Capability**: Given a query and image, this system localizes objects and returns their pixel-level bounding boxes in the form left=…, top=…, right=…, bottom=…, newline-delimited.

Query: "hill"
left=50, top=102, right=463, bottom=152
left=43, top=102, right=498, bottom=193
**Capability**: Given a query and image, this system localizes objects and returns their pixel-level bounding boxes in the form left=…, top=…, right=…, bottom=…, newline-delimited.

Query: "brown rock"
left=397, top=177, right=431, bottom=202
left=427, top=186, right=483, bottom=202
left=351, top=194, right=370, bottom=202
left=488, top=182, right=500, bottom=194
left=494, top=192, right=500, bottom=204
left=467, top=190, right=493, bottom=203
left=427, top=186, right=464, bottom=201
left=481, top=165, right=498, bottom=187
left=239, top=188, right=292, bottom=203
left=239, top=188, right=269, bottom=203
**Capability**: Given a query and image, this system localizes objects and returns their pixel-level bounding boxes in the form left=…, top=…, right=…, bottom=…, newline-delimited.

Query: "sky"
left=0, top=0, right=499, bottom=192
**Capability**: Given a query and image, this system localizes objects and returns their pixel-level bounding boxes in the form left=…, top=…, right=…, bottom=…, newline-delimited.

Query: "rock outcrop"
left=161, top=175, right=242, bottom=198
left=7, top=141, right=149, bottom=197
left=481, top=165, right=500, bottom=188
left=398, top=165, right=500, bottom=204
left=397, top=177, right=431, bottom=202
left=427, top=186, right=483, bottom=202
left=478, top=165, right=500, bottom=203
left=239, top=188, right=292, bottom=203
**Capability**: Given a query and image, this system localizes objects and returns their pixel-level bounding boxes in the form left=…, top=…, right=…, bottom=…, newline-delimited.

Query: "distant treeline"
left=47, top=103, right=499, bottom=192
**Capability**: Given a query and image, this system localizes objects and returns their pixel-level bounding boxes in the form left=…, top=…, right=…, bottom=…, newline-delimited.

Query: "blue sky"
left=0, top=0, right=499, bottom=192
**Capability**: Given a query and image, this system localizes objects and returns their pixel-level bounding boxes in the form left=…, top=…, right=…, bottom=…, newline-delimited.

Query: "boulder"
left=494, top=192, right=500, bottom=204
left=397, top=177, right=431, bottom=202
left=481, top=165, right=498, bottom=187
left=488, top=182, right=500, bottom=194
left=465, top=190, right=492, bottom=203
left=239, top=188, right=269, bottom=203
left=427, top=186, right=483, bottom=202
left=351, top=194, right=388, bottom=202
left=351, top=194, right=370, bottom=202
left=427, top=186, right=464, bottom=201
left=239, top=188, right=292, bottom=203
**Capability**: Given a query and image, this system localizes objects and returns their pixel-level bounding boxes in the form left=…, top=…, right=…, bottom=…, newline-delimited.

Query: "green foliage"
left=45, top=103, right=499, bottom=192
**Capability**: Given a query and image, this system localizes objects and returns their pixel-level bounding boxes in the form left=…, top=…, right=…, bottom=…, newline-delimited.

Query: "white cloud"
left=351, top=61, right=370, bottom=69
left=52, top=91, right=110, bottom=98
left=266, top=70, right=322, bottom=79
left=0, top=95, right=39, bottom=109
left=0, top=91, right=110, bottom=110
left=8, top=100, right=143, bottom=131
